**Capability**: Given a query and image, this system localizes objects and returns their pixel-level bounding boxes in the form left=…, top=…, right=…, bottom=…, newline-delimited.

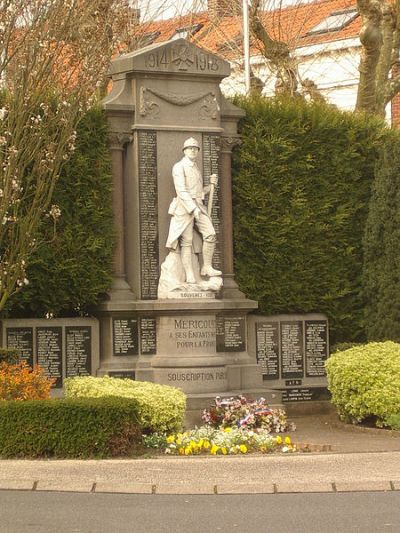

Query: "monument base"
left=96, top=298, right=282, bottom=415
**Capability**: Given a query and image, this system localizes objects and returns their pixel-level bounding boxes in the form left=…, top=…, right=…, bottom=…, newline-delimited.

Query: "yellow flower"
left=210, top=444, right=219, bottom=455
left=198, top=439, right=204, bottom=448
left=284, top=436, right=291, bottom=445
left=203, top=440, right=210, bottom=449
left=239, top=444, right=247, bottom=454
left=275, top=436, right=283, bottom=445
left=184, top=447, right=191, bottom=455
left=221, top=447, right=228, bottom=455
left=189, top=440, right=196, bottom=449
left=179, top=447, right=185, bottom=455
left=224, top=427, right=232, bottom=433
left=166, top=435, right=175, bottom=444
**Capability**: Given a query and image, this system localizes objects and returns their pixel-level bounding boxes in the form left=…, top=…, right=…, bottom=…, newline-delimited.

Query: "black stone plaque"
left=202, top=134, right=222, bottom=271
left=280, top=321, right=304, bottom=379
left=140, top=317, right=157, bottom=355
left=6, top=327, right=34, bottom=366
left=36, top=327, right=62, bottom=388
left=65, top=326, right=91, bottom=378
left=281, top=387, right=330, bottom=403
left=113, top=319, right=139, bottom=356
left=108, top=371, right=135, bottom=380
left=216, top=316, right=245, bottom=352
left=138, top=130, right=159, bottom=300
left=256, top=322, right=279, bottom=379
left=305, top=320, right=328, bottom=377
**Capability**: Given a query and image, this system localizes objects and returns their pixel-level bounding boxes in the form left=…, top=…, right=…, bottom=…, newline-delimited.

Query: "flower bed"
left=143, top=426, right=295, bottom=455
left=143, top=395, right=297, bottom=455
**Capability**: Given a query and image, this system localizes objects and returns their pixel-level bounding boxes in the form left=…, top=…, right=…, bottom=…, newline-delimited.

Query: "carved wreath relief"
left=139, top=87, right=219, bottom=120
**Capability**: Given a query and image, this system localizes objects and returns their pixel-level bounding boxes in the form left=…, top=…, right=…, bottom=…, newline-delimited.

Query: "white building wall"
left=220, top=37, right=362, bottom=114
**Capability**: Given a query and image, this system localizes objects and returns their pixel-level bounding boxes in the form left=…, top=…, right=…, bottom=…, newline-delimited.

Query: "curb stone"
left=0, top=480, right=399, bottom=495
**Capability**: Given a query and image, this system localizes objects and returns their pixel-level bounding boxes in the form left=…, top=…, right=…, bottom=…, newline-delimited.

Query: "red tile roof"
left=132, top=0, right=361, bottom=59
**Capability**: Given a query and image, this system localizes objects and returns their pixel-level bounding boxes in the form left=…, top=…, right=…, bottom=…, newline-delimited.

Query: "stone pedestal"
left=98, top=39, right=281, bottom=411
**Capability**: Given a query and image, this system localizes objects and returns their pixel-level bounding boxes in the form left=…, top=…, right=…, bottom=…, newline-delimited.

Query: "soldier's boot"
left=201, top=241, right=222, bottom=277
left=181, top=246, right=196, bottom=284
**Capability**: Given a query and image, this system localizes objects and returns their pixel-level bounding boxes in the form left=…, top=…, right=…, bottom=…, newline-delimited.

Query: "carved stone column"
left=108, top=132, right=134, bottom=299
left=220, top=136, right=245, bottom=299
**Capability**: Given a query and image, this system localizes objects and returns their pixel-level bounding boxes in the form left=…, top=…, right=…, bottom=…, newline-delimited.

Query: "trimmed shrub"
left=0, top=397, right=141, bottom=458
left=64, top=376, right=186, bottom=433
left=363, top=131, right=400, bottom=341
left=232, top=95, right=385, bottom=343
left=6, top=106, right=114, bottom=318
left=0, top=362, right=54, bottom=400
left=325, top=341, right=400, bottom=426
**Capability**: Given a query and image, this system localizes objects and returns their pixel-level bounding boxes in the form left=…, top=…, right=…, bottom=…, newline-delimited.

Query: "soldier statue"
left=165, top=137, right=222, bottom=284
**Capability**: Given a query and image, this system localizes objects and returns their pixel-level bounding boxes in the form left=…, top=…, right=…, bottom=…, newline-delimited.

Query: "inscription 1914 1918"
left=144, top=46, right=220, bottom=73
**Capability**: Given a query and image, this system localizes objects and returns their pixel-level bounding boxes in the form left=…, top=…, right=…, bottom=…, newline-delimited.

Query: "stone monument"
left=97, top=39, right=279, bottom=413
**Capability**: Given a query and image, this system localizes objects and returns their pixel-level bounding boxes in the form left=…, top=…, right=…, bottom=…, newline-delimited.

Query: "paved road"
left=0, top=452, right=399, bottom=494
left=0, top=491, right=399, bottom=533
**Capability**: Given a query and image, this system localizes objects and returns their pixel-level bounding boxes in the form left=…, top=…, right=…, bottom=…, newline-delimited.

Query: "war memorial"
left=1, top=40, right=329, bottom=410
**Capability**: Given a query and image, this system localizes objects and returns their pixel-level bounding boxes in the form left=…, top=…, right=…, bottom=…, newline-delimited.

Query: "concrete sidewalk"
left=0, top=413, right=399, bottom=495
left=0, top=452, right=399, bottom=495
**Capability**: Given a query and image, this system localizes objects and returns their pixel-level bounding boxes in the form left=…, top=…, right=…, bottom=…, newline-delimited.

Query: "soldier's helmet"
left=183, top=137, right=200, bottom=151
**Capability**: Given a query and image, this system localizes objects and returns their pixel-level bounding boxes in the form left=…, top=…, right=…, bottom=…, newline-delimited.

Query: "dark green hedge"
left=363, top=131, right=400, bottom=341
left=5, top=106, right=114, bottom=318
left=0, top=397, right=141, bottom=458
left=232, top=95, right=386, bottom=343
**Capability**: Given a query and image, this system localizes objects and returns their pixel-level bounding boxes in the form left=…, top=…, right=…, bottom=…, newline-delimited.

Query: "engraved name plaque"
left=113, top=319, right=139, bottom=356
left=140, top=317, right=157, bottom=355
left=281, top=321, right=304, bottom=379
left=256, top=322, right=279, bottom=380
left=66, top=326, right=91, bottom=378
left=138, top=130, right=159, bottom=300
left=36, top=327, right=63, bottom=388
left=216, top=316, right=245, bottom=352
left=305, top=320, right=328, bottom=377
left=6, top=327, right=34, bottom=367
left=203, top=134, right=221, bottom=270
